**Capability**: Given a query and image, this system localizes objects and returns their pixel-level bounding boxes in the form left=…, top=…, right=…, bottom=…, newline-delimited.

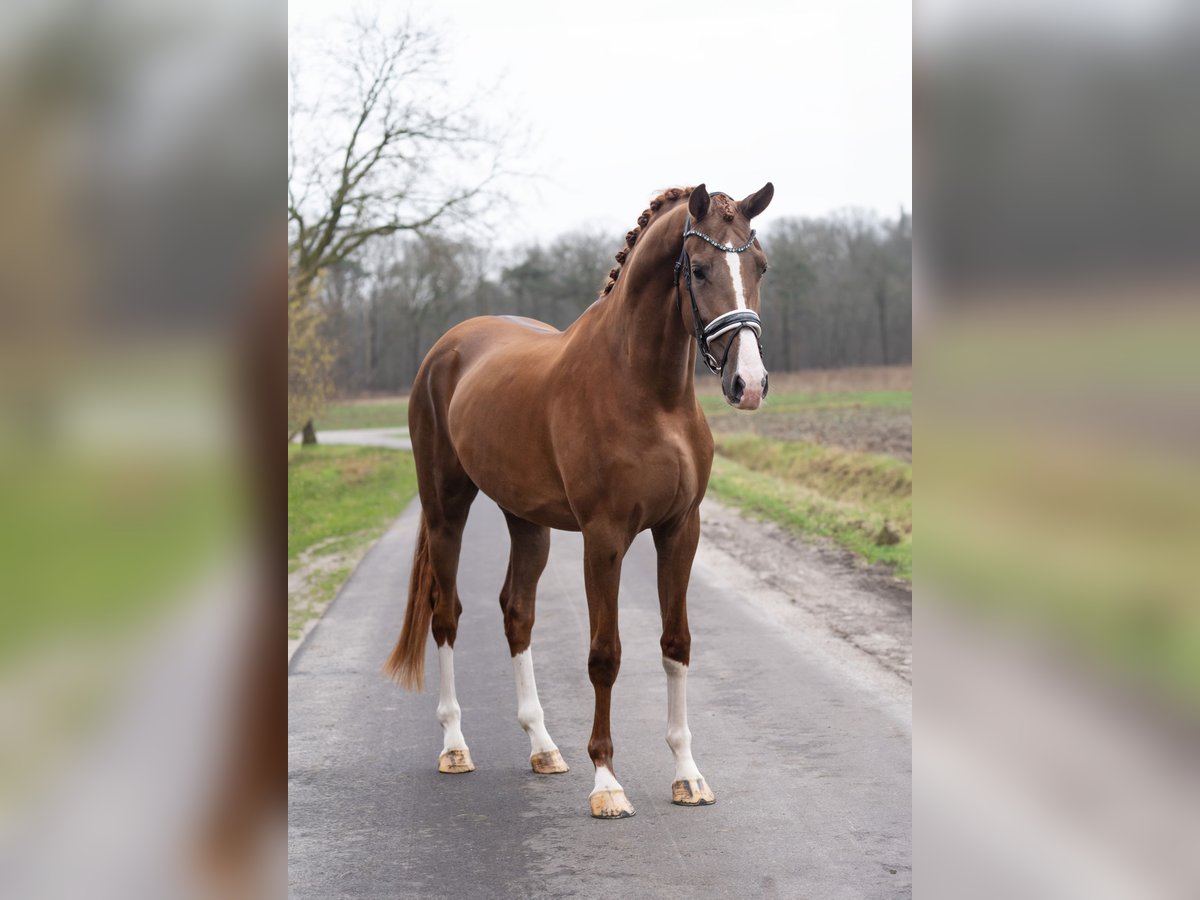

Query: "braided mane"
left=599, top=186, right=695, bottom=297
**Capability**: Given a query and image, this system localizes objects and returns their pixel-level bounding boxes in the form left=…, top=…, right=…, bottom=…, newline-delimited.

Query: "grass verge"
left=317, top=399, right=409, bottom=431
left=1, top=457, right=236, bottom=664
left=707, top=434, right=911, bottom=581
left=700, top=389, right=911, bottom=418
left=288, top=445, right=418, bottom=639
left=923, top=429, right=1200, bottom=707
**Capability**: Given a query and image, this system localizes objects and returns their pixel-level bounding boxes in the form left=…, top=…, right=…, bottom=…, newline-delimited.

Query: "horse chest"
left=564, top=420, right=710, bottom=528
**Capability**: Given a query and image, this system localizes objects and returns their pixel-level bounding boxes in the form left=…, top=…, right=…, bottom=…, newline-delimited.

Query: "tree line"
left=316, top=208, right=912, bottom=396
left=286, top=14, right=910, bottom=435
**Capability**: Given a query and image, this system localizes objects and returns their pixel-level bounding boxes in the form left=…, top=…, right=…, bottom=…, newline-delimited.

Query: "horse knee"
left=503, top=602, right=533, bottom=648
left=660, top=632, right=690, bottom=665
left=587, top=642, right=621, bottom=688
left=430, top=589, right=459, bottom=645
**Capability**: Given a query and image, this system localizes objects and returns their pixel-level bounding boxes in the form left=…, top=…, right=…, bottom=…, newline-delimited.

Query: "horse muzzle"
left=724, top=371, right=767, bottom=410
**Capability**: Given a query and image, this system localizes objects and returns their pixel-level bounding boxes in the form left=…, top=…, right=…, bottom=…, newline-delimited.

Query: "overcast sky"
left=290, top=0, right=911, bottom=246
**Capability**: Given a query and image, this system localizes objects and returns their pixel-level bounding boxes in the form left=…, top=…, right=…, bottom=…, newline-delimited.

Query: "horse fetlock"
left=436, top=702, right=461, bottom=727
left=665, top=726, right=692, bottom=754
left=516, top=704, right=544, bottom=733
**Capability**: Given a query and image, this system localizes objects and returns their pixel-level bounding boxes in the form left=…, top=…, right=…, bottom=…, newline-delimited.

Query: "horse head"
left=676, top=182, right=774, bottom=409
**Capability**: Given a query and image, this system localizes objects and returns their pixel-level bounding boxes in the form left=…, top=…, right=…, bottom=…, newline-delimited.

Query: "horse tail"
left=384, top=513, right=435, bottom=691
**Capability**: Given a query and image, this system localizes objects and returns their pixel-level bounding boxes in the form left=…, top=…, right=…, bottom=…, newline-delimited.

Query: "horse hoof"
left=438, top=748, right=475, bottom=774
left=671, top=777, right=716, bottom=806
left=530, top=749, right=570, bottom=774
left=590, top=789, right=635, bottom=819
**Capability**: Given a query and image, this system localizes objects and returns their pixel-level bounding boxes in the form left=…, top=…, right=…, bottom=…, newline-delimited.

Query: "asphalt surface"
left=290, top=428, right=413, bottom=451
left=289, top=497, right=911, bottom=899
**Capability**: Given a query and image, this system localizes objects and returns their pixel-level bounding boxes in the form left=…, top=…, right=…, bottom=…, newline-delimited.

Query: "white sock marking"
left=436, top=644, right=468, bottom=753
left=511, top=649, right=558, bottom=756
left=663, top=657, right=703, bottom=782
left=590, top=764, right=625, bottom=796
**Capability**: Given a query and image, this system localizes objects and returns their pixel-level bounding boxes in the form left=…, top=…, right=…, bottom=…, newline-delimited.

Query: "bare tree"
left=287, top=12, right=506, bottom=439
left=289, top=14, right=503, bottom=284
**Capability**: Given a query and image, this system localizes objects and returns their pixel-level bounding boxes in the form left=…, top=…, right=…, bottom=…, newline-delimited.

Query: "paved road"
left=289, top=497, right=911, bottom=899
left=291, top=428, right=413, bottom=450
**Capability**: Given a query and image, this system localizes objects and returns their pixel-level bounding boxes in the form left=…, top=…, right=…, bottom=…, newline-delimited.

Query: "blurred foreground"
left=0, top=0, right=281, bottom=897
left=919, top=2, right=1200, bottom=896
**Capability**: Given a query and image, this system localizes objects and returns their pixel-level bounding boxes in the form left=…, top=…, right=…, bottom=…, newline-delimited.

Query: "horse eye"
left=759, top=264, right=769, bottom=276
left=691, top=265, right=706, bottom=281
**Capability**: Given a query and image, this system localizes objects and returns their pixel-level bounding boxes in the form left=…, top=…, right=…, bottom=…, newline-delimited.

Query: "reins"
left=672, top=204, right=764, bottom=376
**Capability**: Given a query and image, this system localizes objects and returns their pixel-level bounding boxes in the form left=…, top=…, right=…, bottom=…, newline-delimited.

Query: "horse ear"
left=689, top=184, right=710, bottom=221
left=739, top=182, right=774, bottom=219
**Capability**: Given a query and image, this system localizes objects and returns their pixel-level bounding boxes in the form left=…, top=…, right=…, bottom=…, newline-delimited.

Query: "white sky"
left=290, top=0, right=911, bottom=246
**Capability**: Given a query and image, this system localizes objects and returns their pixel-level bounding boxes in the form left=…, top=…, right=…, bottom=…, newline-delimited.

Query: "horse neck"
left=589, top=205, right=697, bottom=406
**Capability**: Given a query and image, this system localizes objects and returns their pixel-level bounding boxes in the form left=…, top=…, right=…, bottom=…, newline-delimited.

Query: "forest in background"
left=315, top=208, right=912, bottom=396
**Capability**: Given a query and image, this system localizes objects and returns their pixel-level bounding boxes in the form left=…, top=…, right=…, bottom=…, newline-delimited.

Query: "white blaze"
left=436, top=644, right=468, bottom=754
left=511, top=648, right=559, bottom=756
left=663, top=657, right=703, bottom=782
left=721, top=249, right=767, bottom=405
left=724, top=244, right=749, bottom=310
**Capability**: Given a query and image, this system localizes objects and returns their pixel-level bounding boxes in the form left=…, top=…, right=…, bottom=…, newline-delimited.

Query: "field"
left=305, top=366, right=912, bottom=596
left=315, top=397, right=409, bottom=431
left=697, top=368, right=911, bottom=581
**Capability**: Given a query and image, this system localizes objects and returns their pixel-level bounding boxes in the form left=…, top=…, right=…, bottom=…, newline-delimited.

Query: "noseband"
left=673, top=208, right=764, bottom=376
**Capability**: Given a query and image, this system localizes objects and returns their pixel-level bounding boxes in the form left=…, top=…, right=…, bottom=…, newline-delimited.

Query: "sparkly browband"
left=680, top=226, right=757, bottom=254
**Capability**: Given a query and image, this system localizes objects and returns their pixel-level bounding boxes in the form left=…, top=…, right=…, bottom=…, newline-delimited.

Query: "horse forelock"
left=600, top=186, right=695, bottom=298
left=712, top=193, right=738, bottom=222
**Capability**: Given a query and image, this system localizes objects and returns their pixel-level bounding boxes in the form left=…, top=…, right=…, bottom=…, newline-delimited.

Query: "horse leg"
left=500, top=512, right=568, bottom=774
left=426, top=478, right=478, bottom=774
left=582, top=525, right=635, bottom=818
left=652, top=507, right=715, bottom=806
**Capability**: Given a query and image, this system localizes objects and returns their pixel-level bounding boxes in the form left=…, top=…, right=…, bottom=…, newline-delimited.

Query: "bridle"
left=673, top=201, right=764, bottom=376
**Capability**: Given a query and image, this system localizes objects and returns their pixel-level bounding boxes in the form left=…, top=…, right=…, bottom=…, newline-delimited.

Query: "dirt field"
left=710, top=406, right=912, bottom=461
left=701, top=366, right=913, bottom=461
left=693, top=365, right=912, bottom=395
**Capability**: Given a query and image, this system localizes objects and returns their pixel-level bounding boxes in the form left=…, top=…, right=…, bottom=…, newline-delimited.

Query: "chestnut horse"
left=386, top=183, right=774, bottom=818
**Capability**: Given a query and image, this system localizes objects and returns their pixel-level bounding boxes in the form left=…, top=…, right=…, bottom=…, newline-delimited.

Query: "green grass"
left=0, top=457, right=237, bottom=664
left=922, top=429, right=1200, bottom=708
left=316, top=399, right=409, bottom=431
left=288, top=445, right=418, bottom=638
left=700, top=389, right=911, bottom=418
left=707, top=434, right=911, bottom=581
left=322, top=391, right=908, bottom=430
